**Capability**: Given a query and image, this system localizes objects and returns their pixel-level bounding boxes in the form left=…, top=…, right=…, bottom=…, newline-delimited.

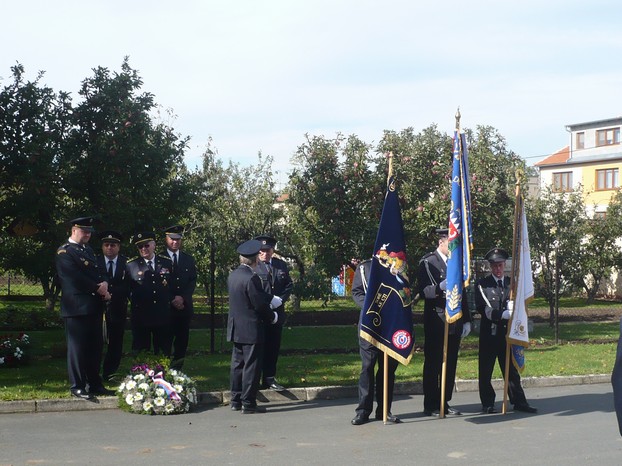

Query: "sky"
left=3, top=0, right=622, bottom=186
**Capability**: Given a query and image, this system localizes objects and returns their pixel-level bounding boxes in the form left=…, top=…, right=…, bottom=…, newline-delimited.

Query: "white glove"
left=271, top=311, right=279, bottom=324
left=270, top=295, right=283, bottom=309
left=506, top=300, right=514, bottom=312
left=501, top=309, right=513, bottom=320
left=439, top=280, right=447, bottom=291
left=461, top=322, right=471, bottom=338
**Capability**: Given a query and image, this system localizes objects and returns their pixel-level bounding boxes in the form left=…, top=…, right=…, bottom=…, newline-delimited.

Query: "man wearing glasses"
left=126, top=231, right=173, bottom=355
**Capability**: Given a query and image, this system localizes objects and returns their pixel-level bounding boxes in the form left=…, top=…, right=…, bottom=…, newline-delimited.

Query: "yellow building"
left=535, top=116, right=622, bottom=217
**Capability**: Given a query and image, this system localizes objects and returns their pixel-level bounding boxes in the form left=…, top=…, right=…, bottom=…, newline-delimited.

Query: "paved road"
left=1, top=383, right=620, bottom=465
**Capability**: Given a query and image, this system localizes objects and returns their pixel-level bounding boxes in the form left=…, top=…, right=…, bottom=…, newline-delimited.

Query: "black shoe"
left=70, top=389, right=93, bottom=400
left=514, top=403, right=538, bottom=413
left=482, top=405, right=497, bottom=414
left=263, top=378, right=286, bottom=391
left=230, top=403, right=242, bottom=411
left=445, top=406, right=462, bottom=416
left=375, top=412, right=402, bottom=423
left=423, top=409, right=440, bottom=417
left=89, top=387, right=116, bottom=396
left=351, top=414, right=370, bottom=425
left=241, top=405, right=267, bottom=414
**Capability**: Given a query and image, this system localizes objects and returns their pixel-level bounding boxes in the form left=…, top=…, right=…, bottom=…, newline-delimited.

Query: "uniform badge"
left=84, top=261, right=89, bottom=266
left=162, top=280, right=168, bottom=287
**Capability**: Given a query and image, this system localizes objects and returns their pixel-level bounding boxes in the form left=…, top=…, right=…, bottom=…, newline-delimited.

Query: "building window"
left=576, top=132, right=585, bottom=149
left=596, top=168, right=619, bottom=190
left=596, top=127, right=620, bottom=146
left=552, top=172, right=572, bottom=192
left=594, top=211, right=607, bottom=220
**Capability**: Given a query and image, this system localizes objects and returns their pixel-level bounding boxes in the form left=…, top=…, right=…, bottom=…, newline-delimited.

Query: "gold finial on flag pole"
left=455, top=107, right=461, bottom=131
left=387, top=151, right=394, bottom=182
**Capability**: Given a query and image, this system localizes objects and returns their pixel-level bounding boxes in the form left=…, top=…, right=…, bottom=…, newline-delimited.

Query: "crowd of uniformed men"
left=55, top=216, right=539, bottom=419
left=55, top=217, right=293, bottom=407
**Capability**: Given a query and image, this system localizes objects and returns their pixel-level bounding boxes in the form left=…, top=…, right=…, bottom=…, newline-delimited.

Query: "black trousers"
left=169, top=312, right=192, bottom=368
left=355, top=338, right=399, bottom=416
left=262, top=322, right=283, bottom=383
left=131, top=324, right=169, bottom=356
left=102, top=318, right=126, bottom=378
left=478, top=328, right=528, bottom=407
left=230, top=342, right=264, bottom=408
left=423, top=321, right=460, bottom=411
left=64, top=314, right=103, bottom=391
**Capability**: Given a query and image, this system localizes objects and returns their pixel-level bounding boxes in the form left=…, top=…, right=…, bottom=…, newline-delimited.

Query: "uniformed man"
left=418, top=228, right=471, bottom=416
left=475, top=247, right=537, bottom=414
left=55, top=216, right=114, bottom=399
left=255, top=234, right=293, bottom=391
left=612, top=317, right=622, bottom=435
left=227, top=239, right=283, bottom=414
left=350, top=259, right=401, bottom=425
left=126, top=231, right=173, bottom=355
left=163, top=225, right=197, bottom=370
left=97, top=230, right=129, bottom=381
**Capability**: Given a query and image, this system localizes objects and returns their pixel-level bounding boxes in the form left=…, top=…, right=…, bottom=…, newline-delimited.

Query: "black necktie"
left=107, top=260, right=114, bottom=278
left=173, top=253, right=178, bottom=270
left=147, top=260, right=154, bottom=271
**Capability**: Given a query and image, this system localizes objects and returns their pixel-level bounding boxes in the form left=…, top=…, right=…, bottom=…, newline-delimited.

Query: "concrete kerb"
left=0, top=374, right=611, bottom=415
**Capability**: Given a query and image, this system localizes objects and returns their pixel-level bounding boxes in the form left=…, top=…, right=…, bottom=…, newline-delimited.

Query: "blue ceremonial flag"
left=359, top=174, right=414, bottom=365
left=507, top=193, right=534, bottom=373
left=445, top=130, right=474, bottom=324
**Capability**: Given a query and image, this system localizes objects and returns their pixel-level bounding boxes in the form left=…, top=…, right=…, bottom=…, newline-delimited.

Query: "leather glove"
left=501, top=309, right=513, bottom=320
left=461, top=322, right=471, bottom=338
left=270, top=295, right=283, bottom=309
left=439, top=279, right=447, bottom=291
left=506, top=300, right=514, bottom=312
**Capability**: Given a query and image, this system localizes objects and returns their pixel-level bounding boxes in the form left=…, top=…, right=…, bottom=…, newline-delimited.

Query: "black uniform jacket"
left=417, top=250, right=470, bottom=334
left=227, top=265, right=275, bottom=345
left=166, top=249, right=197, bottom=315
left=56, top=242, right=106, bottom=318
left=97, top=254, right=129, bottom=323
left=475, top=274, right=510, bottom=334
left=126, top=255, right=174, bottom=326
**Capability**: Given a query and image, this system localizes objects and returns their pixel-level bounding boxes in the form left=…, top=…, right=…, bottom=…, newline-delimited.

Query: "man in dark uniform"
left=55, top=216, right=114, bottom=399
left=255, top=234, right=293, bottom=391
left=97, top=230, right=129, bottom=381
left=163, top=225, right=197, bottom=370
left=350, top=259, right=401, bottom=425
left=612, top=317, right=622, bottom=435
left=126, top=231, right=173, bottom=355
left=475, top=247, right=537, bottom=414
left=227, top=239, right=282, bottom=414
left=418, top=228, right=471, bottom=416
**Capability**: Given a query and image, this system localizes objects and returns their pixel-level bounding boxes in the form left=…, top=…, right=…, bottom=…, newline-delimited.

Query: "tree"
left=185, top=142, right=283, bottom=310
left=0, top=64, right=72, bottom=307
left=567, top=188, right=622, bottom=302
left=63, top=58, right=193, bottom=231
left=527, top=186, right=586, bottom=325
left=286, top=133, right=382, bottom=303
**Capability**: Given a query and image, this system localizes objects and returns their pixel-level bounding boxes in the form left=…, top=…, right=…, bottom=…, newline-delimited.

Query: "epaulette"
left=56, top=243, right=70, bottom=254
left=157, top=254, right=172, bottom=261
left=359, top=258, right=372, bottom=265
left=127, top=256, right=140, bottom=263
left=419, top=252, right=435, bottom=263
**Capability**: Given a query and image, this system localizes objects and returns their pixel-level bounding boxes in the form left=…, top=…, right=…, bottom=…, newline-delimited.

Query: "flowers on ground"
left=117, top=363, right=197, bottom=415
left=0, top=333, right=30, bottom=367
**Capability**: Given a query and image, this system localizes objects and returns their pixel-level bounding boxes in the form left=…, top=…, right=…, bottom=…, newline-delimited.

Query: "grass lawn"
left=1, top=321, right=619, bottom=401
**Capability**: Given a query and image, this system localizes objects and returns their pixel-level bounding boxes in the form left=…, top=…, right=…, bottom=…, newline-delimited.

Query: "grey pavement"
left=1, top=379, right=621, bottom=465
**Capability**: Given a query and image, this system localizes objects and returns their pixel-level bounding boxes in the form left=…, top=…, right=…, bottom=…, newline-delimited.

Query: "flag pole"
left=381, top=152, right=394, bottom=425
left=502, top=171, right=523, bottom=414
